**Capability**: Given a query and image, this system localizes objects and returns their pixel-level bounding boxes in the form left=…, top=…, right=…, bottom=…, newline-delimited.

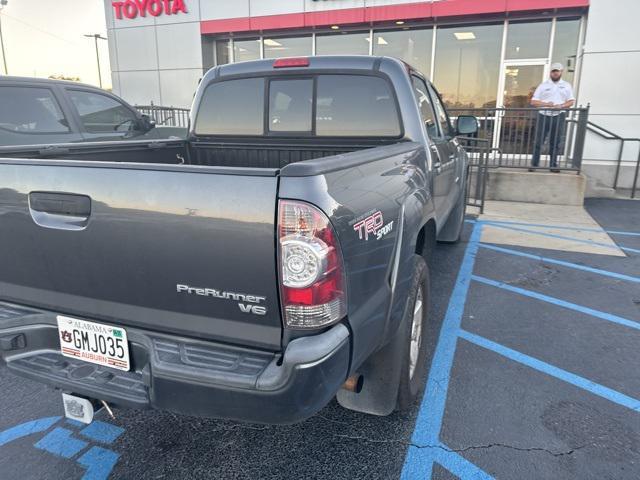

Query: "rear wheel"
left=397, top=254, right=430, bottom=410
left=336, top=254, right=431, bottom=415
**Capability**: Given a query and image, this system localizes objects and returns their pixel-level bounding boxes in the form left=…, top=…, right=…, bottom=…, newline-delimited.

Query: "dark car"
left=0, top=56, right=478, bottom=424
left=0, top=76, right=186, bottom=146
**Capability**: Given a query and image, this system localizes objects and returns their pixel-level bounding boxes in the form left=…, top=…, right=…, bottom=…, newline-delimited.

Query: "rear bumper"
left=0, top=302, right=350, bottom=424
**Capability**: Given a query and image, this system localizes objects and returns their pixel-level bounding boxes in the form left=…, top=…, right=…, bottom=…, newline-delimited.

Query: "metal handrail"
left=584, top=120, right=640, bottom=199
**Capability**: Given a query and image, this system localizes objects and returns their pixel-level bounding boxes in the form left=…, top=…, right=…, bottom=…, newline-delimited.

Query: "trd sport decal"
left=353, top=211, right=394, bottom=241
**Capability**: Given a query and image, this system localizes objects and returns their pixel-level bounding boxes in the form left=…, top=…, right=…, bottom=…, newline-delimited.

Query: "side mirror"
left=456, top=115, right=479, bottom=136
left=138, top=114, right=156, bottom=132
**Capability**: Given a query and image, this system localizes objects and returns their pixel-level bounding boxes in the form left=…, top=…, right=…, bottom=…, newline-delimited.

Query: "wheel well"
left=415, top=219, right=436, bottom=257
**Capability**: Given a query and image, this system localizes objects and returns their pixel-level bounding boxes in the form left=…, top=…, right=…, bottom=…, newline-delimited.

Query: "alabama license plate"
left=57, top=315, right=130, bottom=371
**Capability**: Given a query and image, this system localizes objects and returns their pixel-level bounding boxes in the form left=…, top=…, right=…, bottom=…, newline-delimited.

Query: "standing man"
left=530, top=63, right=575, bottom=172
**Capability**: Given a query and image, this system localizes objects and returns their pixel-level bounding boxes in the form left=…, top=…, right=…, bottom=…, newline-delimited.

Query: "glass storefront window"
left=434, top=23, right=503, bottom=108
left=506, top=20, right=552, bottom=59
left=215, top=39, right=231, bottom=66
left=552, top=18, right=581, bottom=84
left=264, top=36, right=312, bottom=59
left=373, top=28, right=432, bottom=77
left=234, top=38, right=261, bottom=63
left=316, top=31, right=370, bottom=56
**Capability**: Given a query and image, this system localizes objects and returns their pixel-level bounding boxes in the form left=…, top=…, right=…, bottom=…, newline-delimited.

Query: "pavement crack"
left=333, top=433, right=587, bottom=457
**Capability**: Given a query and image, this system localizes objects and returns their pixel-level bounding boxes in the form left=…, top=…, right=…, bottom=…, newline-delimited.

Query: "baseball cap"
left=550, top=62, right=564, bottom=71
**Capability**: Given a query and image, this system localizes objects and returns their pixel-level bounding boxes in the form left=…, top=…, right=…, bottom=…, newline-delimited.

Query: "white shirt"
left=532, top=79, right=575, bottom=116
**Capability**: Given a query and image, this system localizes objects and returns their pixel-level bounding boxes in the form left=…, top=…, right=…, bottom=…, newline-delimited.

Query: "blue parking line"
left=479, top=243, right=640, bottom=283
left=402, top=222, right=488, bottom=479
left=484, top=223, right=640, bottom=254
left=482, top=219, right=640, bottom=237
left=459, top=330, right=640, bottom=412
left=472, top=275, right=640, bottom=332
left=0, top=417, right=61, bottom=447
left=34, top=427, right=88, bottom=459
left=77, top=446, right=120, bottom=480
left=80, top=420, right=124, bottom=445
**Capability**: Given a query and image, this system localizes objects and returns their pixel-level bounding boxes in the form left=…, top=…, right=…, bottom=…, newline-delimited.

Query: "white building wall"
left=103, top=0, right=203, bottom=108
left=578, top=0, right=640, bottom=191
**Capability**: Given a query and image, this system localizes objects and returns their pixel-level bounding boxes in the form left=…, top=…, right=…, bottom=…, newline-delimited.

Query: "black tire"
left=397, top=254, right=430, bottom=410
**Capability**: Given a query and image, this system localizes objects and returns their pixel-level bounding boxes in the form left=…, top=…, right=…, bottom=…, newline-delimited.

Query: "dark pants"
left=532, top=112, right=566, bottom=168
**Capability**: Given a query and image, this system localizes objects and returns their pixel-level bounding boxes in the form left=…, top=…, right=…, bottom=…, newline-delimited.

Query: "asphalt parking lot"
left=1, top=198, right=638, bottom=479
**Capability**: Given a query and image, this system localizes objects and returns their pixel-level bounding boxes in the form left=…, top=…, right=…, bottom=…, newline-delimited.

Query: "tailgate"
left=0, top=160, right=282, bottom=350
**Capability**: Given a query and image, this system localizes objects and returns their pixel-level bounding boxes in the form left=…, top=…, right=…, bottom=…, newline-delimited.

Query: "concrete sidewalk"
left=474, top=201, right=626, bottom=256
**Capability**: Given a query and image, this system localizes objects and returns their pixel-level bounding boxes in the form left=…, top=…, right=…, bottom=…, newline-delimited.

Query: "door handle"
left=29, top=192, right=91, bottom=231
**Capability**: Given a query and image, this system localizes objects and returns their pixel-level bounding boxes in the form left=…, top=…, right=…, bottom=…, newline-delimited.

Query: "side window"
left=268, top=79, right=313, bottom=133
left=68, top=90, right=138, bottom=133
left=0, top=86, right=69, bottom=133
left=410, top=76, right=439, bottom=140
left=428, top=84, right=453, bottom=138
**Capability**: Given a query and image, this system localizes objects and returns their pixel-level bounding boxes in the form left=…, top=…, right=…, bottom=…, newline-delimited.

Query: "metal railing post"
left=632, top=146, right=640, bottom=199
left=571, top=105, right=589, bottom=171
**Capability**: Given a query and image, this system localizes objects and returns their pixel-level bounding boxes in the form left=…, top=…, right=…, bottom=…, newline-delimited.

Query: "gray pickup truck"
left=0, top=56, right=477, bottom=424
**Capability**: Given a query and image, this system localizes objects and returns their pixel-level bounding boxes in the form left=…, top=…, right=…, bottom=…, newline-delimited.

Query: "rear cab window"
left=0, top=86, right=69, bottom=134
left=195, top=74, right=402, bottom=138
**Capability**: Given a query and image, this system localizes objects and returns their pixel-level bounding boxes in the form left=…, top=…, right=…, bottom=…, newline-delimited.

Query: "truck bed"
left=0, top=139, right=397, bottom=169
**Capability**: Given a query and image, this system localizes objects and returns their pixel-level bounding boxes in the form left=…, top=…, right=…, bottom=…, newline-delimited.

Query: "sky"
left=0, top=0, right=111, bottom=88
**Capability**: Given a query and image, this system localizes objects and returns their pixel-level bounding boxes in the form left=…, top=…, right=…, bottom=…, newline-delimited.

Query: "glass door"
left=495, top=61, right=547, bottom=158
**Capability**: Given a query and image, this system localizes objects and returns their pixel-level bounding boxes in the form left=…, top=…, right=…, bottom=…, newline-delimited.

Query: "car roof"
left=0, top=75, right=103, bottom=90
left=204, top=55, right=409, bottom=83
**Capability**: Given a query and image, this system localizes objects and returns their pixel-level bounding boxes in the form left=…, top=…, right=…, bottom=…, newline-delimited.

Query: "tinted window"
left=316, top=75, right=400, bottom=137
left=428, top=85, right=453, bottom=138
left=374, top=28, right=433, bottom=79
left=269, top=79, right=313, bottom=132
left=234, top=38, right=261, bottom=63
left=68, top=90, right=137, bottom=133
left=316, top=32, right=370, bottom=55
left=264, top=36, right=312, bottom=59
left=411, top=76, right=439, bottom=139
left=195, top=78, right=264, bottom=136
left=0, top=86, right=69, bottom=133
left=434, top=23, right=503, bottom=108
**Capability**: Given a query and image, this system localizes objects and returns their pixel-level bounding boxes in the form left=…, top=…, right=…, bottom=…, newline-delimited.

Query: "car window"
left=411, top=76, right=439, bottom=140
left=0, top=86, right=69, bottom=133
left=315, top=75, right=401, bottom=137
left=428, top=84, right=454, bottom=138
left=195, top=78, right=265, bottom=136
left=68, top=90, right=138, bottom=133
left=269, top=79, right=313, bottom=133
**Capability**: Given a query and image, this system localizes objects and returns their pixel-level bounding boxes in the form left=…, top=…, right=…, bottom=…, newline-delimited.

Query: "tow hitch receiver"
left=62, top=393, right=95, bottom=424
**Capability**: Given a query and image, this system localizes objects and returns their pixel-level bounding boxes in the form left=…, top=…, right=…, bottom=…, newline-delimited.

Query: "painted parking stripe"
left=459, top=330, right=640, bottom=412
left=482, top=220, right=640, bottom=237
left=0, top=417, right=60, bottom=447
left=479, top=243, right=640, bottom=283
left=34, top=427, right=88, bottom=458
left=402, top=223, right=491, bottom=479
left=485, top=223, right=640, bottom=254
left=472, top=275, right=640, bottom=332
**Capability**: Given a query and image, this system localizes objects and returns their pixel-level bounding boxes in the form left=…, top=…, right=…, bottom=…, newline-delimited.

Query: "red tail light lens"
left=278, top=200, right=347, bottom=329
left=273, top=57, right=310, bottom=68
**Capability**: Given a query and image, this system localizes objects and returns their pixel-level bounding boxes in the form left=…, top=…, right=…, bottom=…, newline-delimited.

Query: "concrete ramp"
left=477, top=201, right=626, bottom=256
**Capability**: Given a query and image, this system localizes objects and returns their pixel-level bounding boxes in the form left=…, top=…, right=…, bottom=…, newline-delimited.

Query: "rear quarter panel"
left=279, top=143, right=434, bottom=371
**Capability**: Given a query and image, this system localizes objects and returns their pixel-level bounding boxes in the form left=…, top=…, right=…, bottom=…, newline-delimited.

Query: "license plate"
left=57, top=315, right=130, bottom=371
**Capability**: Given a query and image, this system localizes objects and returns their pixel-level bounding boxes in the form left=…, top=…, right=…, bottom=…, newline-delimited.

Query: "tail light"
left=278, top=200, right=347, bottom=329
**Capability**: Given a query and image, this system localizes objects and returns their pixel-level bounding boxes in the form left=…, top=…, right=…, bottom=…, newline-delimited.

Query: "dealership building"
left=103, top=0, right=640, bottom=193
